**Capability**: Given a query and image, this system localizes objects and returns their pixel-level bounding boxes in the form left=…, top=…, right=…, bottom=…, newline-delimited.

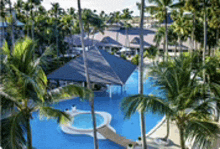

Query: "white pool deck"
left=61, top=107, right=116, bottom=139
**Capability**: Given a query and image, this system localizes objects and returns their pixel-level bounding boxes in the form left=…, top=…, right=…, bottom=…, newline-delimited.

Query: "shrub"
left=121, top=54, right=127, bottom=60
left=131, top=54, right=139, bottom=65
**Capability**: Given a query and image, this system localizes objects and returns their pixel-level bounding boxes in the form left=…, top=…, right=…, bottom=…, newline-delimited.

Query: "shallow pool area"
left=72, top=113, right=104, bottom=129
left=31, top=70, right=164, bottom=149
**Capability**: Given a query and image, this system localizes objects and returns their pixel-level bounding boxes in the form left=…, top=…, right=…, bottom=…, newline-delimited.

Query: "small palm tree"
left=0, top=38, right=93, bottom=149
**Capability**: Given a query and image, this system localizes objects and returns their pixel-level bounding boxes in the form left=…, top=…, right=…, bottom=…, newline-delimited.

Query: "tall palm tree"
left=138, top=0, right=147, bottom=148
left=6, top=0, right=15, bottom=47
left=0, top=0, right=6, bottom=41
left=184, top=0, right=200, bottom=52
left=28, top=0, right=42, bottom=39
left=121, top=8, right=133, bottom=48
left=108, top=11, right=121, bottom=42
left=153, top=27, right=178, bottom=57
left=50, top=2, right=62, bottom=57
left=208, top=5, right=220, bottom=55
left=146, top=0, right=183, bottom=61
left=77, top=1, right=99, bottom=149
left=0, top=38, right=92, bottom=149
left=122, top=54, right=220, bottom=149
left=171, top=9, right=191, bottom=54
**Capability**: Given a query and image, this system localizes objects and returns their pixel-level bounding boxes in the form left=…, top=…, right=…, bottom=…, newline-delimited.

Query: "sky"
left=11, top=0, right=145, bottom=16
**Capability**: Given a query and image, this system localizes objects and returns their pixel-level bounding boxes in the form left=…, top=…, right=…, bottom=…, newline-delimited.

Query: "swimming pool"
left=72, top=113, right=104, bottom=129
left=31, top=70, right=164, bottom=149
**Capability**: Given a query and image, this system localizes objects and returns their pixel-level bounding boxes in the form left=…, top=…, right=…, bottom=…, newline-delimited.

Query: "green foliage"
left=144, top=46, right=158, bottom=60
left=120, top=54, right=127, bottom=60
left=123, top=55, right=220, bottom=149
left=131, top=54, right=139, bottom=65
left=0, top=38, right=93, bottom=149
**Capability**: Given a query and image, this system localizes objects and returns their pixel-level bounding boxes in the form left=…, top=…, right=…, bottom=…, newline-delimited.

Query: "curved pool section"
left=72, top=113, right=104, bottom=129
left=30, top=70, right=164, bottom=149
left=61, top=110, right=115, bottom=139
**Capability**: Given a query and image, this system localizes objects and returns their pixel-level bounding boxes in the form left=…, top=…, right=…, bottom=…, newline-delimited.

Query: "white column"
left=109, top=85, right=112, bottom=98
left=136, top=49, right=138, bottom=55
left=82, top=82, right=84, bottom=87
left=121, top=85, right=123, bottom=94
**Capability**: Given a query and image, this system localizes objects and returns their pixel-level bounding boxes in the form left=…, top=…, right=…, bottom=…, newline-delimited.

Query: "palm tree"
left=122, top=54, right=220, bottom=149
left=208, top=4, right=220, bottom=55
left=138, top=0, right=147, bottom=148
left=0, top=38, right=92, bottom=149
left=28, top=0, right=42, bottom=39
left=81, top=9, right=104, bottom=48
left=146, top=0, right=183, bottom=61
left=6, top=0, right=15, bottom=47
left=144, top=46, right=158, bottom=62
left=108, top=11, right=121, bottom=42
left=23, top=2, right=31, bottom=37
left=50, top=2, right=63, bottom=57
left=204, top=56, right=220, bottom=122
left=183, top=0, right=200, bottom=52
left=77, top=0, right=99, bottom=149
left=171, top=9, right=191, bottom=54
left=153, top=27, right=178, bottom=57
left=121, top=8, right=133, bottom=48
left=0, top=0, right=6, bottom=41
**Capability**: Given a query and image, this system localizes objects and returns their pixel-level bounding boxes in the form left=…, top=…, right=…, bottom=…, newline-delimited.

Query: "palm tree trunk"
left=26, top=116, right=32, bottom=149
left=178, top=125, right=185, bottom=149
left=163, top=38, right=165, bottom=61
left=165, top=9, right=168, bottom=61
left=31, top=1, right=34, bottom=40
left=178, top=36, right=181, bottom=54
left=56, top=14, right=59, bottom=57
left=215, top=102, right=219, bottom=122
left=215, top=29, right=219, bottom=56
left=192, top=13, right=196, bottom=53
left=203, top=0, right=207, bottom=82
left=8, top=0, right=15, bottom=47
left=163, top=118, right=170, bottom=140
left=140, top=112, right=147, bottom=149
left=175, top=43, right=177, bottom=57
left=2, top=20, right=5, bottom=40
left=139, top=0, right=147, bottom=148
left=180, top=39, right=182, bottom=53
left=78, top=1, right=98, bottom=149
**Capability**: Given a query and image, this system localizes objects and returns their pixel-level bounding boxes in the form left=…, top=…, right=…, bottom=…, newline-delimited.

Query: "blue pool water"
left=72, top=114, right=104, bottom=129
left=31, top=70, right=164, bottom=149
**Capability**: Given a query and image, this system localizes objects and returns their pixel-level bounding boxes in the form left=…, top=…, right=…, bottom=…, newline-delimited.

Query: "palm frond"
left=185, top=119, right=220, bottom=149
left=0, top=90, right=21, bottom=114
left=1, top=112, right=27, bottom=149
left=121, top=94, right=173, bottom=119
left=38, top=106, right=70, bottom=124
left=48, top=84, right=94, bottom=102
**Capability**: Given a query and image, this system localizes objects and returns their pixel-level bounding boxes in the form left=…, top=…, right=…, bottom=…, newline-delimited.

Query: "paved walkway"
left=98, top=126, right=137, bottom=147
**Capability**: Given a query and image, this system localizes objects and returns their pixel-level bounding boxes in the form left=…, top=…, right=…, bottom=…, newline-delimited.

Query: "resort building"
left=65, top=14, right=192, bottom=58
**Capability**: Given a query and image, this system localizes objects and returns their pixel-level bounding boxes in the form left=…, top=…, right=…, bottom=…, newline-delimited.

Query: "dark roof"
left=64, top=34, right=93, bottom=46
left=130, top=37, right=152, bottom=47
left=97, top=36, right=122, bottom=47
left=47, top=47, right=136, bottom=85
